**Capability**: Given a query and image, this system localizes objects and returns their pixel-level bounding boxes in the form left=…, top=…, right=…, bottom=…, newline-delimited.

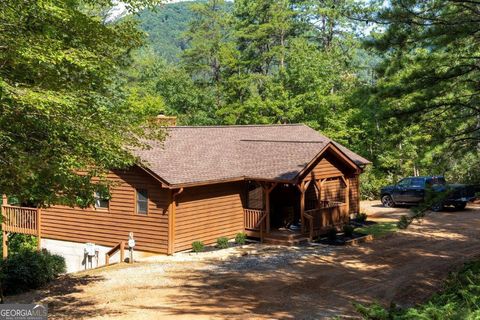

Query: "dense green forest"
left=128, top=0, right=480, bottom=199
left=136, top=2, right=197, bottom=61
left=1, top=0, right=478, bottom=204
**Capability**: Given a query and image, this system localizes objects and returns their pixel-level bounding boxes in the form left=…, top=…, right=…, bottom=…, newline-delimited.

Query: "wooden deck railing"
left=105, top=241, right=125, bottom=265
left=244, top=208, right=267, bottom=242
left=303, top=202, right=349, bottom=241
left=1, top=205, right=40, bottom=236
left=244, top=208, right=265, bottom=231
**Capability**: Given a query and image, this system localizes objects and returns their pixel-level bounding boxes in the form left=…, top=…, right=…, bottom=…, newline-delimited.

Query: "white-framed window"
left=94, top=191, right=109, bottom=210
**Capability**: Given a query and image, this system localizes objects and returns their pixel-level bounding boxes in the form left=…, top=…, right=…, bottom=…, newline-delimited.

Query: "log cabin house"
left=2, top=124, right=369, bottom=272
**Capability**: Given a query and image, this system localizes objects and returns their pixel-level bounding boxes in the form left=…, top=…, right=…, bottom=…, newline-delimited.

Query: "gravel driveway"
left=7, top=201, right=480, bottom=319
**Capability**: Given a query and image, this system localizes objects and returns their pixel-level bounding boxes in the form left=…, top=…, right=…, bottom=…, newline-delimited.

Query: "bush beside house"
left=1, top=249, right=66, bottom=295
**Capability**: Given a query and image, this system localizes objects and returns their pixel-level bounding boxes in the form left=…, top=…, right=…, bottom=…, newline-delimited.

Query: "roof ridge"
left=240, top=139, right=325, bottom=143
left=168, top=124, right=305, bottom=128
left=133, top=123, right=371, bottom=186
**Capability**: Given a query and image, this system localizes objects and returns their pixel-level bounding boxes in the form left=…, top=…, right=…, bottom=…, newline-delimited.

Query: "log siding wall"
left=41, top=167, right=170, bottom=253
left=349, top=175, right=360, bottom=214
left=321, top=178, right=346, bottom=203
left=304, top=152, right=345, bottom=181
left=174, top=182, right=245, bottom=252
left=40, top=150, right=363, bottom=255
left=303, top=151, right=360, bottom=216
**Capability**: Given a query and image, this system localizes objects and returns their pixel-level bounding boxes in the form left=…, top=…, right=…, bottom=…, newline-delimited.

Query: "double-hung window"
left=136, top=189, right=148, bottom=215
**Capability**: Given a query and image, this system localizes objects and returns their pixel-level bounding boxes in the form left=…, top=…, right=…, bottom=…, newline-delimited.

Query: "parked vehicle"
left=380, top=176, right=476, bottom=211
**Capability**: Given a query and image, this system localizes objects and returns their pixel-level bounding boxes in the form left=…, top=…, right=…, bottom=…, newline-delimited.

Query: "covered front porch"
left=243, top=175, right=351, bottom=244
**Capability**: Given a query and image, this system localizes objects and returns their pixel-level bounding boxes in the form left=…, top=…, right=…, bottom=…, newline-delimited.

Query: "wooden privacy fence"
left=304, top=202, right=349, bottom=241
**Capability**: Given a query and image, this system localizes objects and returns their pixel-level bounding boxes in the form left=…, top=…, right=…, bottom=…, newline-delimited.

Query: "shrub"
left=1, top=249, right=66, bottom=295
left=359, top=166, right=393, bottom=200
left=354, top=261, right=480, bottom=319
left=216, top=237, right=229, bottom=249
left=49, top=253, right=66, bottom=276
left=5, top=234, right=38, bottom=254
left=355, top=212, right=368, bottom=223
left=191, top=241, right=205, bottom=253
left=343, top=225, right=355, bottom=237
left=326, top=228, right=337, bottom=241
left=397, top=215, right=411, bottom=229
left=354, top=302, right=391, bottom=320
left=235, top=232, right=247, bottom=245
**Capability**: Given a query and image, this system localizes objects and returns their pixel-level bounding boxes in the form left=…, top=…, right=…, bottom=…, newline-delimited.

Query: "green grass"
left=354, top=260, right=480, bottom=319
left=356, top=222, right=398, bottom=238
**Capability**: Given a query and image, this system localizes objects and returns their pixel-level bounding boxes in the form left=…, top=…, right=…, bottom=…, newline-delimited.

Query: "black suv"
left=380, top=176, right=476, bottom=211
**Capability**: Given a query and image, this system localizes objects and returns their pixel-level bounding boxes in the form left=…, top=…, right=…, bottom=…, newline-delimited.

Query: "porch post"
left=340, top=176, right=350, bottom=217
left=345, top=178, right=350, bottom=216
left=300, top=183, right=305, bottom=233
left=2, top=230, right=7, bottom=260
left=2, top=195, right=7, bottom=259
left=315, top=179, right=322, bottom=209
left=265, top=190, right=271, bottom=233
left=263, top=183, right=277, bottom=234
left=320, top=178, right=327, bottom=204
left=297, top=180, right=313, bottom=234
left=37, top=208, right=42, bottom=251
left=354, top=174, right=360, bottom=214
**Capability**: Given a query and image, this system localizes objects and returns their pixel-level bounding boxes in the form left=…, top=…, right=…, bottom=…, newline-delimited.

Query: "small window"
left=136, top=189, right=148, bottom=214
left=94, top=191, right=109, bottom=209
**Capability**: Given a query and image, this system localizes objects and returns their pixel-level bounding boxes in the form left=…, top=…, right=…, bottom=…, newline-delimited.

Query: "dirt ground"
left=7, top=201, right=480, bottom=319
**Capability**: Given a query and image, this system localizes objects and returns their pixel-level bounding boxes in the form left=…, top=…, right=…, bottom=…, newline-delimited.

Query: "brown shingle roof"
left=134, top=124, right=370, bottom=187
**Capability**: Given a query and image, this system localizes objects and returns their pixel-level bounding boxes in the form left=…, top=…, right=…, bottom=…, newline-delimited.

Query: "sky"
left=107, top=0, right=384, bottom=35
left=107, top=0, right=198, bottom=22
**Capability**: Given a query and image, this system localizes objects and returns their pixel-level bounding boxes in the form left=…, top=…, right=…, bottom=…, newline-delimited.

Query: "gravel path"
left=7, top=201, right=480, bottom=319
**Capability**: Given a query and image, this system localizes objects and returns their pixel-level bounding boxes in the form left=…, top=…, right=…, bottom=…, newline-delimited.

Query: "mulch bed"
left=316, top=232, right=372, bottom=246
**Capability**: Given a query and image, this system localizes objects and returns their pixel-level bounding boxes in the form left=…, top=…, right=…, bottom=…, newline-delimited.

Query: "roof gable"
left=298, top=142, right=362, bottom=181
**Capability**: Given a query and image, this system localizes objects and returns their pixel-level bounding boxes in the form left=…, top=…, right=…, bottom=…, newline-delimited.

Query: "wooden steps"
left=263, top=230, right=309, bottom=246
